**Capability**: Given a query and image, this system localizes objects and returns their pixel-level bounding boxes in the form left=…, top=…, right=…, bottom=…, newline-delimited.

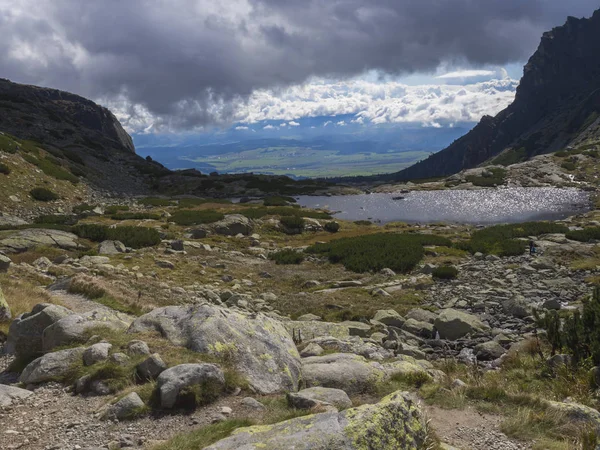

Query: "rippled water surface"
left=296, top=188, right=590, bottom=224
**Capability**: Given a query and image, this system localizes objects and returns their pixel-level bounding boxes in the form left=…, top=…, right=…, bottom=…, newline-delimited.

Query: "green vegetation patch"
left=465, top=167, right=507, bottom=187
left=30, top=187, right=59, bottom=202
left=324, top=222, right=340, bottom=233
left=279, top=215, right=305, bottom=234
left=138, top=197, right=176, bottom=207
left=432, top=266, right=458, bottom=280
left=263, top=195, right=296, bottom=206
left=306, top=233, right=452, bottom=273
left=566, top=227, right=600, bottom=243
left=104, top=205, right=129, bottom=215
left=0, top=162, right=10, bottom=175
left=239, top=206, right=331, bottom=220
left=459, top=222, right=568, bottom=256
left=73, top=224, right=161, bottom=249
left=269, top=249, right=305, bottom=265
left=171, top=209, right=225, bottom=226
left=152, top=419, right=253, bottom=450
left=491, top=147, right=527, bottom=167
left=111, top=212, right=162, bottom=221
left=34, top=215, right=78, bottom=225
left=23, top=153, right=79, bottom=183
left=177, top=198, right=232, bottom=208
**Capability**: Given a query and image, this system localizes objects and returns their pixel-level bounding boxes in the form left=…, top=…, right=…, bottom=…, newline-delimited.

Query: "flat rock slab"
left=0, top=384, right=33, bottom=407
left=0, top=229, right=80, bottom=254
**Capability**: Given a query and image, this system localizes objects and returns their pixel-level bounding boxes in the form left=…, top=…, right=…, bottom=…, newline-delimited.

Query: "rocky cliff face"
left=395, top=9, right=600, bottom=181
left=0, top=79, right=173, bottom=194
left=0, top=79, right=134, bottom=154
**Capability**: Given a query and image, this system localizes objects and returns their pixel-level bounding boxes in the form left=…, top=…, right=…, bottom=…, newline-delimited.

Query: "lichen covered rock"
left=129, top=304, right=301, bottom=394
left=205, top=390, right=426, bottom=449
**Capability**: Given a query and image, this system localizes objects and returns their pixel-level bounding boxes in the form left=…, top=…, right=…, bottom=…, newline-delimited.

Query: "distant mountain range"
left=391, top=9, right=600, bottom=182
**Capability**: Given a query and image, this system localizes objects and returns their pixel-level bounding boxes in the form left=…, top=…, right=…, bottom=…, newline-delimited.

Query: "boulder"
left=287, top=387, right=352, bottom=410
left=129, top=304, right=301, bottom=394
left=136, top=353, right=167, bottom=380
left=502, top=296, right=532, bottom=318
left=127, top=340, right=150, bottom=356
left=296, top=313, right=322, bottom=321
left=300, top=343, right=324, bottom=358
left=434, top=309, right=489, bottom=340
left=205, top=391, right=426, bottom=450
left=98, top=240, right=126, bottom=255
left=0, top=384, right=33, bottom=407
left=406, top=308, right=438, bottom=324
left=0, top=229, right=80, bottom=254
left=401, top=318, right=434, bottom=339
left=302, top=353, right=386, bottom=394
left=211, top=214, right=252, bottom=236
left=6, top=304, right=73, bottom=357
left=103, top=392, right=145, bottom=420
left=83, top=343, right=112, bottom=366
left=372, top=310, right=404, bottom=328
left=155, top=259, right=175, bottom=269
left=20, top=347, right=85, bottom=384
left=190, top=228, right=208, bottom=239
left=474, top=341, right=506, bottom=361
left=340, top=321, right=371, bottom=338
left=383, top=359, right=432, bottom=381
left=0, top=253, right=11, bottom=272
left=157, top=363, right=225, bottom=409
left=0, top=285, right=11, bottom=321
left=306, top=336, right=393, bottom=361
left=545, top=400, right=600, bottom=432
left=43, top=309, right=130, bottom=352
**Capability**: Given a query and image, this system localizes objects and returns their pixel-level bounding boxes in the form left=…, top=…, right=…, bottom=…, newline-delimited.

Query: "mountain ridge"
left=393, top=9, right=600, bottom=181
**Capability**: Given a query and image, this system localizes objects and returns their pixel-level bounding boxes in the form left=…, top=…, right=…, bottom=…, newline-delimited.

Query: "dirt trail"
left=426, top=405, right=529, bottom=450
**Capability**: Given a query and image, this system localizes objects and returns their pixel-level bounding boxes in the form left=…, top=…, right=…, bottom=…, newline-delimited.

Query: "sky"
left=0, top=0, right=598, bottom=135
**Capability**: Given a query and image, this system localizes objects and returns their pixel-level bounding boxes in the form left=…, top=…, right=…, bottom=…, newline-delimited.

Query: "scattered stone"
left=104, top=393, right=146, bottom=420
left=0, top=253, right=12, bottom=272
left=241, top=397, right=265, bottom=409
left=300, top=343, right=324, bottom=358
left=155, top=259, right=175, bottom=270
left=211, top=214, right=252, bottom=236
left=434, top=309, right=489, bottom=340
left=0, top=285, right=11, bottom=321
left=474, top=341, right=506, bottom=361
left=98, top=240, right=126, bottom=255
left=136, top=353, right=167, bottom=380
left=0, top=384, right=33, bottom=407
left=83, top=342, right=112, bottom=366
left=296, top=313, right=322, bottom=321
left=127, top=340, right=151, bottom=356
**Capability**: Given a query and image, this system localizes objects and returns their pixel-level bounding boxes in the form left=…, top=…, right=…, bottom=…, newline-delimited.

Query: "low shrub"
left=306, top=233, right=452, bottom=273
left=465, top=167, right=507, bottom=187
left=171, top=209, right=224, bottom=226
left=34, top=215, right=77, bottom=225
left=111, top=212, right=161, bottom=221
left=460, top=222, right=568, bottom=256
left=138, top=197, right=175, bottom=207
left=24, top=154, right=79, bottom=183
left=432, top=266, right=458, bottom=280
left=269, top=249, right=305, bottom=265
left=324, top=222, right=340, bottom=233
left=30, top=187, right=59, bottom=202
left=565, top=227, right=600, bottom=243
left=104, top=205, right=129, bottom=215
left=263, top=196, right=296, bottom=206
left=72, top=203, right=96, bottom=214
left=561, top=161, right=577, bottom=171
left=0, top=162, right=10, bottom=174
left=280, top=215, right=305, bottom=234
left=354, top=220, right=372, bottom=226
left=73, top=224, right=161, bottom=248
left=178, top=198, right=231, bottom=208
left=555, top=150, right=569, bottom=157
left=240, top=206, right=330, bottom=220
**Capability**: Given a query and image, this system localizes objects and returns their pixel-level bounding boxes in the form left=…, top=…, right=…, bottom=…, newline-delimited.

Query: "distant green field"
left=182, top=147, right=429, bottom=178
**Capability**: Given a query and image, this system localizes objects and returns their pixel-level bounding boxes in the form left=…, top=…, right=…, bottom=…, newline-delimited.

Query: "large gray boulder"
left=284, top=320, right=351, bottom=340
left=20, top=347, right=85, bottom=384
left=0, top=285, right=11, bottom=321
left=129, top=304, right=301, bottom=394
left=83, top=343, right=112, bottom=366
left=502, top=296, right=532, bottom=319
left=475, top=341, right=506, bottom=361
left=406, top=308, right=438, bottom=324
left=287, top=387, right=352, bottom=410
left=211, top=214, right=252, bottom=236
left=157, top=363, right=225, bottom=409
left=302, top=353, right=386, bottom=394
left=6, top=304, right=73, bottom=357
left=401, top=318, right=434, bottom=338
left=43, top=309, right=131, bottom=352
left=434, top=309, right=489, bottom=340
left=205, top=391, right=426, bottom=450
left=0, top=229, right=80, bottom=254
left=0, top=384, right=33, bottom=407
left=372, top=309, right=405, bottom=328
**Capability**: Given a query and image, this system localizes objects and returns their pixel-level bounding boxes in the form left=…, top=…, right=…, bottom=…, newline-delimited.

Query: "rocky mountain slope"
left=0, top=79, right=171, bottom=195
left=394, top=9, right=600, bottom=181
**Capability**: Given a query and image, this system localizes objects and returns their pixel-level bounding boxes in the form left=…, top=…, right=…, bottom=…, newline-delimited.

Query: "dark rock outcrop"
left=396, top=10, right=600, bottom=181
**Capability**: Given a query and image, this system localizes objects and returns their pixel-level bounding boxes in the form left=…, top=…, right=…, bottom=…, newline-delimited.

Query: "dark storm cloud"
left=0, top=0, right=597, bottom=129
